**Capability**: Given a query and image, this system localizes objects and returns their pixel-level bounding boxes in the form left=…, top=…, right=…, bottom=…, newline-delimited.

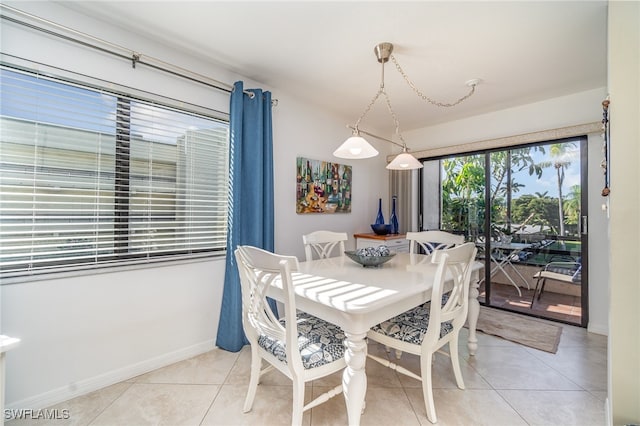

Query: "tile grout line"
left=197, top=349, right=245, bottom=425
left=86, top=381, right=134, bottom=426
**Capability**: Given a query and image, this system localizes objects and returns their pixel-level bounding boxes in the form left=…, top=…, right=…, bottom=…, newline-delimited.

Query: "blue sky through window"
left=1, top=68, right=223, bottom=146
left=1, top=68, right=116, bottom=134
left=512, top=143, right=581, bottom=199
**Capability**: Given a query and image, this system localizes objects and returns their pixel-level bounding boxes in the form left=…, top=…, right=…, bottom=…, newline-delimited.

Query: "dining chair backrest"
left=235, top=245, right=301, bottom=367
left=302, top=230, right=348, bottom=261
left=425, top=242, right=477, bottom=346
left=406, top=230, right=464, bottom=254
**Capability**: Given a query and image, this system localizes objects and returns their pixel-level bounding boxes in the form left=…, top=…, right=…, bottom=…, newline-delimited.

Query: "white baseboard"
left=587, top=322, right=609, bottom=336
left=6, top=340, right=215, bottom=410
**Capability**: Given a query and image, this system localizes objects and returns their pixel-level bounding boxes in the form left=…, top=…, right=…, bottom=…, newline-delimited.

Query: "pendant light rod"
left=346, top=125, right=404, bottom=149
left=336, top=41, right=477, bottom=169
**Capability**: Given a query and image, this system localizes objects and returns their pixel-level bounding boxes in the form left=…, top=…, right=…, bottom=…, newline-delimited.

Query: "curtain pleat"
left=389, top=169, right=414, bottom=234
left=216, top=81, right=274, bottom=352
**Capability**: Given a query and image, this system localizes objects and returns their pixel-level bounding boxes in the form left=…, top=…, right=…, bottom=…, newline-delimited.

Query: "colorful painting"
left=296, top=157, right=352, bottom=214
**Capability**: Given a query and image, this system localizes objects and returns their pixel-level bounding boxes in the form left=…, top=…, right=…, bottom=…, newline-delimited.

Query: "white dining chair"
left=406, top=230, right=465, bottom=254
left=302, top=230, right=347, bottom=261
left=235, top=245, right=346, bottom=426
left=366, top=242, right=477, bottom=424
left=386, top=230, right=465, bottom=359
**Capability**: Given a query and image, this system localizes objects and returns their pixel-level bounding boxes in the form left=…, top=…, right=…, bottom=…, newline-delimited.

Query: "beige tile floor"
left=8, top=322, right=608, bottom=426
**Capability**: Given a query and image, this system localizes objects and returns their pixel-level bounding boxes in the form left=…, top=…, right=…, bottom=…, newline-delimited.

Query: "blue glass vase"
left=375, top=198, right=385, bottom=225
left=390, top=196, right=399, bottom=234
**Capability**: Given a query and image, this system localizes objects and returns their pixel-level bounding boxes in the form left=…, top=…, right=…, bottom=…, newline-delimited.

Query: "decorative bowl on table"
left=370, top=223, right=392, bottom=235
left=344, top=246, right=396, bottom=267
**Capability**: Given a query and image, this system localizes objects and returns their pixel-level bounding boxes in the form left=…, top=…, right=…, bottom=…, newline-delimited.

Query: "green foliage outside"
left=511, top=192, right=560, bottom=234
left=440, top=143, right=581, bottom=240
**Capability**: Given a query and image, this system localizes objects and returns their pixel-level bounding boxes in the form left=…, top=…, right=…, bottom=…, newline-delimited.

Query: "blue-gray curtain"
left=216, top=81, right=274, bottom=352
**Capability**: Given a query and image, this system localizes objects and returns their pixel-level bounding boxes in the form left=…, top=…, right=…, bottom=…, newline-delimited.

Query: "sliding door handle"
left=581, top=215, right=588, bottom=235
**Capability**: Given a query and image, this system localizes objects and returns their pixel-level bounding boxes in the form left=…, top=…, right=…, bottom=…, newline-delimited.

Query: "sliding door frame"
left=418, top=136, right=589, bottom=327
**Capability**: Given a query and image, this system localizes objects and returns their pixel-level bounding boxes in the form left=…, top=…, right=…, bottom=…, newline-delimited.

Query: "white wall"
left=271, top=92, right=392, bottom=260
left=404, top=88, right=610, bottom=335
left=1, top=260, right=225, bottom=408
left=404, top=88, right=605, bottom=149
left=607, top=1, right=640, bottom=423
left=0, top=0, right=389, bottom=409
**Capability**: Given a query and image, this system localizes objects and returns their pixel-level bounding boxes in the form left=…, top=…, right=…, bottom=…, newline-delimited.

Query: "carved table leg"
left=467, top=273, right=480, bottom=356
left=343, top=331, right=368, bottom=426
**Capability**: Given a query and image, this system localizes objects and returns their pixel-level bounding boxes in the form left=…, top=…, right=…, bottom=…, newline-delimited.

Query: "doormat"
left=467, top=306, right=563, bottom=353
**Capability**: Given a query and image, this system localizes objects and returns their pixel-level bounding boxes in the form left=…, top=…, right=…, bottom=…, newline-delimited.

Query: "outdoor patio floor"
left=479, top=281, right=582, bottom=326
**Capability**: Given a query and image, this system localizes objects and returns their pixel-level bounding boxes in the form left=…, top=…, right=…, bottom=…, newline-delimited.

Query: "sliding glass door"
left=420, top=137, right=588, bottom=326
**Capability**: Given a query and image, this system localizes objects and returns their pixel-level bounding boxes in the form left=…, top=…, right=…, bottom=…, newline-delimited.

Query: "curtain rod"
left=0, top=4, right=271, bottom=102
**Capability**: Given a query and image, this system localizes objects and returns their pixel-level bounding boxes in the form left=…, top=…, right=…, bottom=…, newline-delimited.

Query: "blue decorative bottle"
left=375, top=198, right=385, bottom=225
left=390, top=196, right=399, bottom=234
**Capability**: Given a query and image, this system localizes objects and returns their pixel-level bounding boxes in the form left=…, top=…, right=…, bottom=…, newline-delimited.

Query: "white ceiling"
left=58, top=1, right=608, bottom=132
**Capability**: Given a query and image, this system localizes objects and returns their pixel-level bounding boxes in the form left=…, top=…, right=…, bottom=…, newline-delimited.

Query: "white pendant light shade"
left=333, top=135, right=379, bottom=159
left=386, top=152, right=423, bottom=170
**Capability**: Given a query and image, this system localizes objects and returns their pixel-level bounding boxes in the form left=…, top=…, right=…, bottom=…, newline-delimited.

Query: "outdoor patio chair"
left=530, top=259, right=581, bottom=307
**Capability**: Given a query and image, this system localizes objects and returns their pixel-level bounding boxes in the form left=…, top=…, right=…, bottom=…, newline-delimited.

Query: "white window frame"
left=0, top=64, right=230, bottom=282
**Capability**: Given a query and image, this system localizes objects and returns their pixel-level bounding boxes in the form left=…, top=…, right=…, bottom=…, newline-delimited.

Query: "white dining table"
left=268, top=252, right=482, bottom=426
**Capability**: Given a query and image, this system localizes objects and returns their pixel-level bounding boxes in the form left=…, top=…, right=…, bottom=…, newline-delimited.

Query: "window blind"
left=0, top=66, right=229, bottom=278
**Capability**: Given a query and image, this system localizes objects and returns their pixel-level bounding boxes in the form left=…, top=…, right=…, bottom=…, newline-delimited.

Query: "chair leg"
left=291, top=379, right=305, bottom=426
left=537, top=278, right=547, bottom=301
left=384, top=345, right=403, bottom=359
left=243, top=348, right=262, bottom=413
left=530, top=276, right=544, bottom=308
left=420, top=352, right=437, bottom=424
left=449, top=335, right=465, bottom=390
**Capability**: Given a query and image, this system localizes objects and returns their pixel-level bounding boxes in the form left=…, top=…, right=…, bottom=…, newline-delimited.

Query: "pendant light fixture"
left=332, top=133, right=378, bottom=159
left=333, top=42, right=480, bottom=170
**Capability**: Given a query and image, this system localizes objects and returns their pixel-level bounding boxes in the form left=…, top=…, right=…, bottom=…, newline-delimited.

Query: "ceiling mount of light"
left=333, top=42, right=480, bottom=170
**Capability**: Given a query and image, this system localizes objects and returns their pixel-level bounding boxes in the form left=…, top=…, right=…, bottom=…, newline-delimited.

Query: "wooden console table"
left=354, top=232, right=409, bottom=252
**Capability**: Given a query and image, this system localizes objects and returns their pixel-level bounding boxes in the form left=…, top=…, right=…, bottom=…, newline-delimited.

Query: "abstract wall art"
left=296, top=157, right=352, bottom=214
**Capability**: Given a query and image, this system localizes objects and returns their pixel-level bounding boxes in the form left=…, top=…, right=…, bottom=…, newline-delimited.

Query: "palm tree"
left=538, top=142, right=576, bottom=237
left=564, top=185, right=581, bottom=232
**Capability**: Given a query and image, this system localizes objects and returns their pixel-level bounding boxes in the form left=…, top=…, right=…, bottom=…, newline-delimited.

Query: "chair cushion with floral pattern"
left=257, top=312, right=345, bottom=369
left=370, top=302, right=454, bottom=345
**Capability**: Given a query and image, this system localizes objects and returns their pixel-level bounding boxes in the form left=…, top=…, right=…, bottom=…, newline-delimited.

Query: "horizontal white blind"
left=0, top=66, right=229, bottom=278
